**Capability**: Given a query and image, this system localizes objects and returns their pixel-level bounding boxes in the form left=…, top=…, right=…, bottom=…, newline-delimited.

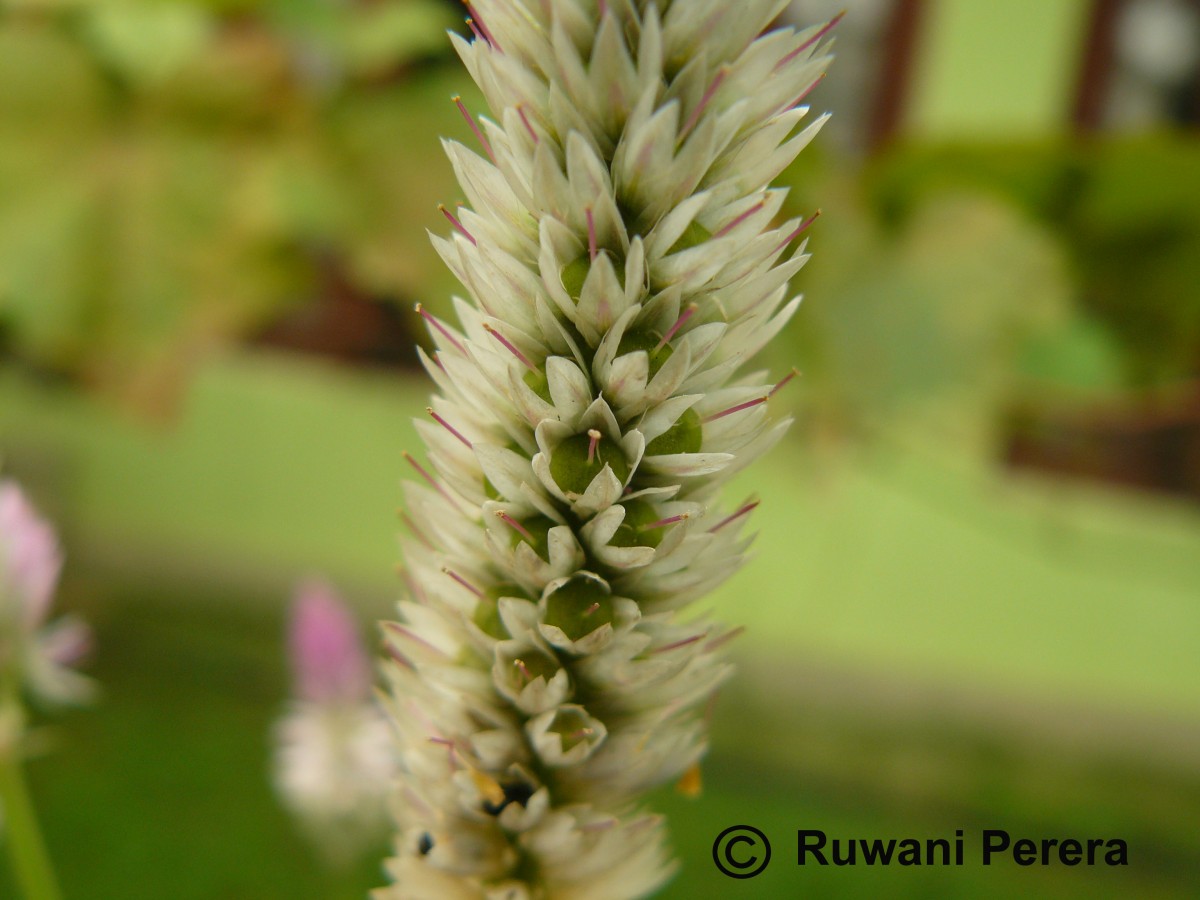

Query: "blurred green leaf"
left=1016, top=316, right=1127, bottom=393
left=335, top=1, right=457, bottom=75
left=866, top=136, right=1200, bottom=389
left=0, top=2, right=459, bottom=408
left=788, top=178, right=1073, bottom=455
left=0, top=173, right=100, bottom=368
left=82, top=3, right=215, bottom=87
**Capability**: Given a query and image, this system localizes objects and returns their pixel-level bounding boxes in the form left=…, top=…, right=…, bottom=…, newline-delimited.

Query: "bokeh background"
left=1, top=0, right=1198, bottom=896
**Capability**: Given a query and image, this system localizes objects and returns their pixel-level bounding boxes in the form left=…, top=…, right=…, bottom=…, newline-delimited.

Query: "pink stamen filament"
left=466, top=17, right=485, bottom=43
left=580, top=817, right=618, bottom=833
left=385, top=644, right=412, bottom=667
left=404, top=450, right=463, bottom=511
left=780, top=73, right=826, bottom=116
left=463, top=2, right=501, bottom=51
left=384, top=622, right=446, bottom=656
left=415, top=303, right=466, bottom=355
left=714, top=200, right=767, bottom=239
left=705, top=625, right=746, bottom=652
left=703, top=395, right=767, bottom=423
left=653, top=633, right=706, bottom=654
left=640, top=512, right=689, bottom=531
left=402, top=785, right=432, bottom=816
left=770, top=368, right=799, bottom=397
left=597, top=0, right=607, bottom=18
left=400, top=510, right=435, bottom=550
left=627, top=815, right=659, bottom=835
left=516, top=103, right=539, bottom=144
left=586, top=429, right=602, bottom=464
left=482, top=323, right=537, bottom=370
left=774, top=208, right=821, bottom=254
left=775, top=11, right=845, bottom=72
left=798, top=11, right=844, bottom=54
left=439, top=203, right=477, bottom=246
left=427, top=736, right=459, bottom=770
left=709, top=499, right=760, bottom=533
left=453, top=95, right=496, bottom=163
left=399, top=568, right=428, bottom=606
left=656, top=304, right=697, bottom=351
left=680, top=66, right=728, bottom=141
left=427, top=407, right=473, bottom=448
left=581, top=602, right=601, bottom=618
left=496, top=510, right=535, bottom=543
left=585, top=207, right=597, bottom=262
left=442, top=567, right=485, bottom=598
left=513, top=659, right=533, bottom=682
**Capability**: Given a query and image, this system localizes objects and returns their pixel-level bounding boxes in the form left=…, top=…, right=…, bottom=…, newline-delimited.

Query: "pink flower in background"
left=274, top=579, right=395, bottom=863
left=289, top=578, right=372, bottom=704
left=0, top=479, right=93, bottom=706
left=0, top=481, right=62, bottom=631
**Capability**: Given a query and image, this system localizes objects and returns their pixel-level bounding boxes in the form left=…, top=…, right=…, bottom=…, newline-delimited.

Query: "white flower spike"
left=380, top=2, right=834, bottom=896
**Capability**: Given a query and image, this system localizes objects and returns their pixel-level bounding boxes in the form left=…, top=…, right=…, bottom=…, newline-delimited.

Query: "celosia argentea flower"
left=274, top=580, right=395, bottom=863
left=0, top=479, right=93, bottom=708
left=380, top=2, right=834, bottom=897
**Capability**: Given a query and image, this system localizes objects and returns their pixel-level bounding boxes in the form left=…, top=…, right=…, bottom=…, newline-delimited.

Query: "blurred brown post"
left=868, top=0, right=926, bottom=152
left=1072, top=0, right=1121, bottom=131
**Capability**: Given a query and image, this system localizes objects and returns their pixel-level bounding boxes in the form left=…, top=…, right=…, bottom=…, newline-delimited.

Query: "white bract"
left=381, top=2, right=833, bottom=896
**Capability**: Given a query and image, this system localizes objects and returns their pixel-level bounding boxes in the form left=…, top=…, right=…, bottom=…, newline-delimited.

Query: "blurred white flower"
left=273, top=579, right=395, bottom=863
left=0, top=479, right=94, bottom=707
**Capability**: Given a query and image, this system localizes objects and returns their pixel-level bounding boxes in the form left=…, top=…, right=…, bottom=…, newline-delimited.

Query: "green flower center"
left=666, top=219, right=712, bottom=255
left=561, top=250, right=624, bottom=302
left=547, top=706, right=599, bottom=752
left=473, top=583, right=526, bottom=639
left=549, top=431, right=630, bottom=495
left=523, top=367, right=552, bottom=403
left=645, top=407, right=702, bottom=456
left=543, top=575, right=614, bottom=641
left=616, top=328, right=673, bottom=379
left=560, top=254, right=590, bottom=300
left=512, top=647, right=559, bottom=684
left=507, top=515, right=554, bottom=560
left=609, top=499, right=665, bottom=548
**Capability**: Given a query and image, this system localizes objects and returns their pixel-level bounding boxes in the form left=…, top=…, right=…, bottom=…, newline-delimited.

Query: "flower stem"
left=0, top=690, right=62, bottom=900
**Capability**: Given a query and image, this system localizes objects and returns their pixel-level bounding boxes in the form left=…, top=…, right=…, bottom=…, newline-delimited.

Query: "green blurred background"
left=1, top=0, right=1198, bottom=896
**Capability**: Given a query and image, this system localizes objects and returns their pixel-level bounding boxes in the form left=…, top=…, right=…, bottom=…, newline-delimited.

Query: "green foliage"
left=865, top=136, right=1200, bottom=390
left=0, top=0, right=460, bottom=408
left=784, top=169, right=1073, bottom=454
left=771, top=134, right=1200, bottom=461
